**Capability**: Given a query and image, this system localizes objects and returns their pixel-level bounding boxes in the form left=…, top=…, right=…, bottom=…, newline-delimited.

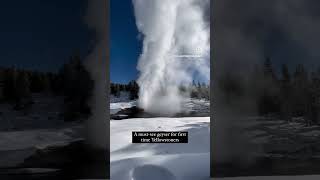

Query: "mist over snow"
left=132, top=0, right=210, bottom=115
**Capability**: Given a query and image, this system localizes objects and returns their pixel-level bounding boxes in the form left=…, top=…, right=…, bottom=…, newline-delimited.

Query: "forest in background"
left=0, top=53, right=93, bottom=121
left=219, top=58, right=320, bottom=125
left=110, top=80, right=210, bottom=101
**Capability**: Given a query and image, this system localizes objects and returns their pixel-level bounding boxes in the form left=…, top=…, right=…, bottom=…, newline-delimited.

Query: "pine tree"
left=308, top=71, right=320, bottom=124
left=281, top=64, right=290, bottom=83
left=114, top=84, right=120, bottom=97
left=14, top=71, right=32, bottom=109
left=280, top=64, right=292, bottom=121
left=3, top=68, right=18, bottom=102
left=110, top=83, right=115, bottom=96
left=60, top=52, right=93, bottom=121
left=258, top=58, right=280, bottom=115
left=129, top=80, right=139, bottom=100
left=292, top=64, right=309, bottom=117
left=263, top=57, right=276, bottom=80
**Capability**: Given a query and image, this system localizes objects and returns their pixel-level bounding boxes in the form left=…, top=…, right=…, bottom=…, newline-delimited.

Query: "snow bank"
left=110, top=117, right=210, bottom=180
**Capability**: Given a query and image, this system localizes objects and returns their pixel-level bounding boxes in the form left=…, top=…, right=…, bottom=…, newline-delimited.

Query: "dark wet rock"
left=111, top=106, right=153, bottom=120
left=111, top=106, right=209, bottom=120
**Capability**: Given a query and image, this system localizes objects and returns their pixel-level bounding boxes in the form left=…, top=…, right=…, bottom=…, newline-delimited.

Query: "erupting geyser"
left=132, top=0, right=210, bottom=115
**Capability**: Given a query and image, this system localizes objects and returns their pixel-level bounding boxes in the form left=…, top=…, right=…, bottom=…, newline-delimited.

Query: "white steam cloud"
left=132, top=0, right=210, bottom=115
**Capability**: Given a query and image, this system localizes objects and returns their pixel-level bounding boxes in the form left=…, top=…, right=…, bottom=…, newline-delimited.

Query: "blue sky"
left=0, top=0, right=91, bottom=72
left=110, top=0, right=141, bottom=83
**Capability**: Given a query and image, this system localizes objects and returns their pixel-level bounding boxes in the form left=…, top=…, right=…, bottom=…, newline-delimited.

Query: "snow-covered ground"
left=110, top=116, right=210, bottom=180
left=239, top=117, right=320, bottom=159
left=0, top=124, right=84, bottom=168
left=0, top=94, right=85, bottom=169
left=181, top=98, right=210, bottom=114
left=110, top=96, right=211, bottom=180
left=110, top=94, right=320, bottom=179
left=0, top=94, right=65, bottom=131
left=110, top=101, right=137, bottom=114
left=110, top=92, right=137, bottom=114
left=212, top=116, right=320, bottom=178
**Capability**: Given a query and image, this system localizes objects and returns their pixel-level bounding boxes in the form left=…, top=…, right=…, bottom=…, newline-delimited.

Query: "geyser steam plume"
left=84, top=0, right=108, bottom=150
left=133, top=0, right=210, bottom=115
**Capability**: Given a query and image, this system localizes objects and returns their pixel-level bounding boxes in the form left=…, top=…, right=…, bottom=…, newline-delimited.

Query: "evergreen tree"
left=3, top=68, right=17, bottom=102
left=258, top=58, right=280, bottom=115
left=281, top=64, right=290, bottom=83
left=114, top=84, right=120, bottom=97
left=307, top=71, right=320, bottom=124
left=13, top=71, right=32, bottom=110
left=279, top=64, right=292, bottom=121
left=16, top=71, right=31, bottom=99
left=41, top=73, right=51, bottom=93
left=59, top=53, right=94, bottom=121
left=129, top=80, right=139, bottom=100
left=263, top=57, right=276, bottom=81
left=292, top=64, right=309, bottom=117
left=29, top=71, right=52, bottom=93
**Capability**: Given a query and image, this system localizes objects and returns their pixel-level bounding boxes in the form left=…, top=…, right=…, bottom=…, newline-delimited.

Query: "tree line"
left=180, top=81, right=210, bottom=100
left=0, top=53, right=93, bottom=121
left=110, top=81, right=139, bottom=100
left=218, top=58, right=320, bottom=125
left=110, top=80, right=209, bottom=101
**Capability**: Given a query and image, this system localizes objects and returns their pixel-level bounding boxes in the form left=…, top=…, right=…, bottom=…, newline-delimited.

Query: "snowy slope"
left=0, top=124, right=84, bottom=167
left=110, top=117, right=210, bottom=180
left=239, top=116, right=320, bottom=159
